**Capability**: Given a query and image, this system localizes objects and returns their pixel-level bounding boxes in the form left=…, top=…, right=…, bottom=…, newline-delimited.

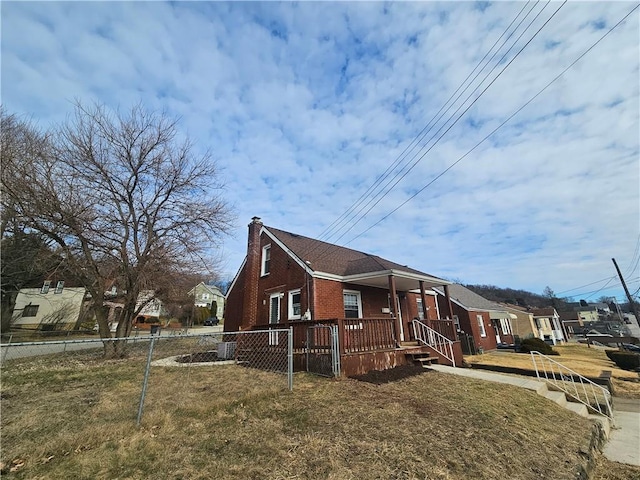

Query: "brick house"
left=225, top=217, right=463, bottom=375
left=433, top=284, right=514, bottom=352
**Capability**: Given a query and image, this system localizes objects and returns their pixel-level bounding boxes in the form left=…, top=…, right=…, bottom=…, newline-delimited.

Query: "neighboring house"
left=590, top=302, right=611, bottom=315
left=500, top=304, right=538, bottom=340
left=433, top=284, right=514, bottom=351
left=558, top=310, right=583, bottom=338
left=135, top=290, right=169, bottom=323
left=225, top=217, right=463, bottom=375
left=188, top=282, right=225, bottom=319
left=574, top=306, right=599, bottom=324
left=11, top=280, right=88, bottom=330
left=531, top=308, right=565, bottom=345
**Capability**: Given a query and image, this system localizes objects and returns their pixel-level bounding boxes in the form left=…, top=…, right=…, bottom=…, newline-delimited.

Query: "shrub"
left=519, top=337, right=559, bottom=356
left=607, top=351, right=640, bottom=371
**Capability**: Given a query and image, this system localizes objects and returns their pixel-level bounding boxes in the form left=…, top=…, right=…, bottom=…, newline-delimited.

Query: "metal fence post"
left=332, top=325, right=341, bottom=377
left=136, top=335, right=157, bottom=426
left=288, top=327, right=293, bottom=391
left=1, top=335, right=12, bottom=364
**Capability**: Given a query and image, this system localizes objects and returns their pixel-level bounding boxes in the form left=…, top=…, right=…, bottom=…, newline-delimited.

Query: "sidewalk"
left=428, top=364, right=639, bottom=466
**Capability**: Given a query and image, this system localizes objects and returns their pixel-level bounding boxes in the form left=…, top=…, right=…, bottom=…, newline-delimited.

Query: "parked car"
left=622, top=343, right=640, bottom=353
left=203, top=317, right=219, bottom=326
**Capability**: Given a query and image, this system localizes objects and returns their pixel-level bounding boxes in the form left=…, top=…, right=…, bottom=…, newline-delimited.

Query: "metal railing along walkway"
left=530, top=351, right=613, bottom=420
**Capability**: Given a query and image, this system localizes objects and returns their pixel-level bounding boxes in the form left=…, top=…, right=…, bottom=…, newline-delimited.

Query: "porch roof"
left=341, top=269, right=449, bottom=291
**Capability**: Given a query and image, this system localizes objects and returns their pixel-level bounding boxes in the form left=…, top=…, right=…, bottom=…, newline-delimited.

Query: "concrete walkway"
left=428, top=364, right=639, bottom=466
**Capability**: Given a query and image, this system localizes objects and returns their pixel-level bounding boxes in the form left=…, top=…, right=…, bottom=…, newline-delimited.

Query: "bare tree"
left=0, top=111, right=63, bottom=330
left=1, top=103, right=233, bottom=355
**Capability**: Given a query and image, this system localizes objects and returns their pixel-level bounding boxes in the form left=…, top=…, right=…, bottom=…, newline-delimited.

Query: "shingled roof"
left=265, top=225, right=444, bottom=280
left=433, top=284, right=506, bottom=312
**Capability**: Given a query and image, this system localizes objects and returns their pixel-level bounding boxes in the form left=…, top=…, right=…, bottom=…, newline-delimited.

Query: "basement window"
left=261, top=245, right=271, bottom=276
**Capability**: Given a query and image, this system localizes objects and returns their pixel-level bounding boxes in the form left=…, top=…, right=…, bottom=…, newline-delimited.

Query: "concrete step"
left=545, top=390, right=568, bottom=407
left=565, top=401, right=589, bottom=417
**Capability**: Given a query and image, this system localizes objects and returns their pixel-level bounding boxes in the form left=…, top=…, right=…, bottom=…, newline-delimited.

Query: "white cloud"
left=2, top=1, right=638, bottom=301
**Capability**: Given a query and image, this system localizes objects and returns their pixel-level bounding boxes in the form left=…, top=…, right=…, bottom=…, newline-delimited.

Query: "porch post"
left=419, top=281, right=429, bottom=323
left=388, top=275, right=401, bottom=345
left=443, top=284, right=454, bottom=320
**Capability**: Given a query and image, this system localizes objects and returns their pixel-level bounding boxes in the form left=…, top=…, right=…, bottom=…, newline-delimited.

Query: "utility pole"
left=612, top=257, right=640, bottom=328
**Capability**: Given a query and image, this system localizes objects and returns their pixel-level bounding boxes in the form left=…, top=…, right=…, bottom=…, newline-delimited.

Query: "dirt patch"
left=349, top=364, right=427, bottom=384
left=175, top=351, right=219, bottom=363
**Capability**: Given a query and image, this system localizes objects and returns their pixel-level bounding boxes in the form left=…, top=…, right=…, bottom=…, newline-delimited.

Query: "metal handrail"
left=412, top=319, right=456, bottom=367
left=530, top=351, right=613, bottom=420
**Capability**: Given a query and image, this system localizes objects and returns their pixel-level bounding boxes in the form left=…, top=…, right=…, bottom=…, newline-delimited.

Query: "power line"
left=326, top=0, right=567, bottom=248
left=316, top=0, right=545, bottom=244
left=340, top=3, right=639, bottom=250
left=323, top=1, right=560, bottom=246
left=306, top=2, right=569, bottom=264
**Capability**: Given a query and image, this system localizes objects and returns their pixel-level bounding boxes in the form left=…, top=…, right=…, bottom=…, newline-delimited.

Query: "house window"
left=269, top=293, right=281, bottom=324
left=288, top=289, right=301, bottom=320
left=41, top=281, right=51, bottom=294
left=261, top=245, right=271, bottom=276
left=343, top=290, right=362, bottom=319
left=23, top=305, right=39, bottom=317
left=416, top=298, right=425, bottom=320
left=202, top=293, right=210, bottom=300
left=477, top=314, right=486, bottom=337
left=54, top=281, right=64, bottom=294
left=453, top=315, right=461, bottom=331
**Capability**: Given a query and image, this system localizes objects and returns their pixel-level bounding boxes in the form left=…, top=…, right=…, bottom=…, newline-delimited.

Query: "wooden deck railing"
left=338, top=317, right=396, bottom=353
left=250, top=317, right=397, bottom=354
left=428, top=319, right=457, bottom=341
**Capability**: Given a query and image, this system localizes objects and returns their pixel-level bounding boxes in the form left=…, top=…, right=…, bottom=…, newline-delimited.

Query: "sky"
left=3, top=1, right=639, bottom=303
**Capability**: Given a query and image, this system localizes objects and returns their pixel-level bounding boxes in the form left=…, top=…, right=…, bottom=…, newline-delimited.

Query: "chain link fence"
left=1, top=328, right=293, bottom=426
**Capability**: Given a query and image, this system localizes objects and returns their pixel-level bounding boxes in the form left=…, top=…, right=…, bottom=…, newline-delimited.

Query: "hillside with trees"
left=463, top=284, right=571, bottom=309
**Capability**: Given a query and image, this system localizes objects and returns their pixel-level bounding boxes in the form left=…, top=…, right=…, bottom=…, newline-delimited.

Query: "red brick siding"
left=254, top=234, right=310, bottom=326
left=313, top=278, right=345, bottom=318
left=224, top=263, right=246, bottom=332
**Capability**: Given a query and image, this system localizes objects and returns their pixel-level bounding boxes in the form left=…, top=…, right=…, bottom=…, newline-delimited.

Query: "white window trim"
left=477, top=314, right=486, bottom=337
left=288, top=289, right=301, bottom=320
left=269, top=292, right=281, bottom=324
left=343, top=289, right=363, bottom=319
left=416, top=298, right=425, bottom=320
left=453, top=315, right=461, bottom=331
left=261, top=244, right=271, bottom=276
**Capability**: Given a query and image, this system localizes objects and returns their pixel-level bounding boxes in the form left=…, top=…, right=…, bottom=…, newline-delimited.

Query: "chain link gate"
left=306, top=324, right=340, bottom=377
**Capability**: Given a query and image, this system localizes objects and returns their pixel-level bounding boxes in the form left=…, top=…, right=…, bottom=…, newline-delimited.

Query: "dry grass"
left=2, top=354, right=639, bottom=479
left=465, top=343, right=640, bottom=398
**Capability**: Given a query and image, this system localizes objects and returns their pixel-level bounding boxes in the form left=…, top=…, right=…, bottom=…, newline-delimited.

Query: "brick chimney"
left=242, top=217, right=263, bottom=328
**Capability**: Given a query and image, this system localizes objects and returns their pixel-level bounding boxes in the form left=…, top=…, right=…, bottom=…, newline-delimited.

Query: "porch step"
left=400, top=341, right=420, bottom=347
left=405, top=352, right=439, bottom=367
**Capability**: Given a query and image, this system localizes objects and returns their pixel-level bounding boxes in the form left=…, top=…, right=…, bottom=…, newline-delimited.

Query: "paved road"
left=0, top=325, right=224, bottom=362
